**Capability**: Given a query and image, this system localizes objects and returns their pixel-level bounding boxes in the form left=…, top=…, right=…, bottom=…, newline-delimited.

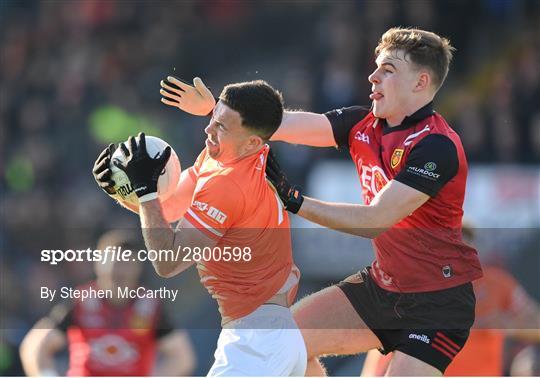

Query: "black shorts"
left=337, top=267, right=476, bottom=373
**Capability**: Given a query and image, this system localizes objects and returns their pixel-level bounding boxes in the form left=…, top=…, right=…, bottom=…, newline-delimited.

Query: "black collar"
left=382, top=101, right=435, bottom=135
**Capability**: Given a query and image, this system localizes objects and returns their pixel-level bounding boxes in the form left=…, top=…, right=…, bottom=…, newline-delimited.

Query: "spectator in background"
left=19, top=230, right=196, bottom=376
left=360, top=222, right=540, bottom=377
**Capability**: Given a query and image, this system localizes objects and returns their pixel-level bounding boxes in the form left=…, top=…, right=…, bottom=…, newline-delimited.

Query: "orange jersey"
left=184, top=145, right=299, bottom=324
left=445, top=266, right=521, bottom=376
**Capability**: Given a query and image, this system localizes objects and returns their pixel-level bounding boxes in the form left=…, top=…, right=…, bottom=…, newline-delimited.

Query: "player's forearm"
left=298, top=197, right=389, bottom=238
left=139, top=200, right=184, bottom=277
left=271, top=111, right=336, bottom=147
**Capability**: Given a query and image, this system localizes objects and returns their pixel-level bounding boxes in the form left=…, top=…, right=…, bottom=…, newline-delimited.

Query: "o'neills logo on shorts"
left=409, top=333, right=431, bottom=344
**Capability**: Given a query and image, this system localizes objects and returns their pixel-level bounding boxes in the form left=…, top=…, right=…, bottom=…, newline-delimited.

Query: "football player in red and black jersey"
left=160, top=27, right=483, bottom=376
left=20, top=231, right=196, bottom=376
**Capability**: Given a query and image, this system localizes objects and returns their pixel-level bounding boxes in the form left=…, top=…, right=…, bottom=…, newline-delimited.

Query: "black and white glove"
left=92, top=143, right=117, bottom=195
left=265, top=149, right=304, bottom=214
left=114, top=132, right=171, bottom=203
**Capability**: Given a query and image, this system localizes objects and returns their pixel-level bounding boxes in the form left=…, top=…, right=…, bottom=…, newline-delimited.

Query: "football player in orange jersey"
left=360, top=222, right=540, bottom=377
left=19, top=230, right=196, bottom=376
left=92, top=81, right=306, bottom=376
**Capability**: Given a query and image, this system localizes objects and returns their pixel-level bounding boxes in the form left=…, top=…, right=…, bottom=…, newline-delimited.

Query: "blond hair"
left=375, top=27, right=455, bottom=90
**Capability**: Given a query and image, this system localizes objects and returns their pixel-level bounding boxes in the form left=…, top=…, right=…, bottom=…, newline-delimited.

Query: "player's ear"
left=414, top=71, right=431, bottom=92
left=247, top=135, right=264, bottom=151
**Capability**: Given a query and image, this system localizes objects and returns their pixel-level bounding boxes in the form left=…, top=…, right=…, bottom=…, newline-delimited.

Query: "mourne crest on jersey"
left=390, top=148, right=404, bottom=169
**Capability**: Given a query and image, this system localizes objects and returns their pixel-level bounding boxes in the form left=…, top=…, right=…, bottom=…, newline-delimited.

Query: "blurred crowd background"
left=1, top=0, right=539, bottom=376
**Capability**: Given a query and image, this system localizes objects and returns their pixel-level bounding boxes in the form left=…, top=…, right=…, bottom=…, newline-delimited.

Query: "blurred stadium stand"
left=1, top=0, right=539, bottom=375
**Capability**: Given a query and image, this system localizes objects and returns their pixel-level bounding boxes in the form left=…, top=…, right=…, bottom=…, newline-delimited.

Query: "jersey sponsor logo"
left=390, top=148, right=404, bottom=169
left=354, top=131, right=370, bottom=144
left=116, top=183, right=134, bottom=198
left=406, top=164, right=441, bottom=180
left=207, top=206, right=227, bottom=224
left=360, top=165, right=389, bottom=195
left=403, top=125, right=430, bottom=146
left=424, top=162, right=437, bottom=171
left=193, top=200, right=208, bottom=212
left=409, top=333, right=431, bottom=344
left=90, top=335, right=139, bottom=366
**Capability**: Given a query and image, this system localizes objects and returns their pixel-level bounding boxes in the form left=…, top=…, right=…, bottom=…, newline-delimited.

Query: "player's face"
left=368, top=49, right=425, bottom=124
left=205, top=101, right=263, bottom=163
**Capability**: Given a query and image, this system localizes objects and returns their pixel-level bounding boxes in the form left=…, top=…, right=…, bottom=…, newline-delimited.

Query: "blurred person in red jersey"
left=360, top=222, right=540, bottom=376
left=19, top=230, right=196, bottom=376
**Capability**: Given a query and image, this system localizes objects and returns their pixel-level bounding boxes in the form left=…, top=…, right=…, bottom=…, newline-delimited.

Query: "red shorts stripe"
left=436, top=332, right=461, bottom=350
left=431, top=342, right=455, bottom=360
left=433, top=338, right=459, bottom=355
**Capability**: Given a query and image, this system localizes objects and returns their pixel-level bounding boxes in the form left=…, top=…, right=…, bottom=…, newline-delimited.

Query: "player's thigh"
left=292, top=284, right=381, bottom=358
left=386, top=351, right=442, bottom=377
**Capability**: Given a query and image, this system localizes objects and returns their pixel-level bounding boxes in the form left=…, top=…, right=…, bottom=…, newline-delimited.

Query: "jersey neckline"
left=382, top=101, right=435, bottom=135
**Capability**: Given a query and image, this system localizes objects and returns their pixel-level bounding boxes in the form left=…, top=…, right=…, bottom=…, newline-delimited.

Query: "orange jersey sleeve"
left=184, top=174, right=244, bottom=240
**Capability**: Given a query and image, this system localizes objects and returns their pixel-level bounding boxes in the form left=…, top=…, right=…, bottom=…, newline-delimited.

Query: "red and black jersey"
left=325, top=102, right=483, bottom=293
left=49, top=283, right=172, bottom=376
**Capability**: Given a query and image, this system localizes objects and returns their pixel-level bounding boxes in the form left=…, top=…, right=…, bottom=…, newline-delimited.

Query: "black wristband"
left=286, top=185, right=304, bottom=214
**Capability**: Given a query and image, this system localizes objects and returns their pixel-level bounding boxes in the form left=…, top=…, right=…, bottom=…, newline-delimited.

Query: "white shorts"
left=208, top=304, right=307, bottom=376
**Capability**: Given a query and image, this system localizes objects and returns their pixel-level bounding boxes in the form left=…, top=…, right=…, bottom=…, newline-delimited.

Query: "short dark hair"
left=375, top=27, right=455, bottom=91
left=219, top=80, right=284, bottom=140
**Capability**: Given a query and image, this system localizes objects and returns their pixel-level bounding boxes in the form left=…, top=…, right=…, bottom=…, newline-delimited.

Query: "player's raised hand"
left=114, top=132, right=171, bottom=202
left=92, top=144, right=117, bottom=195
left=160, top=76, right=216, bottom=116
left=265, top=148, right=304, bottom=214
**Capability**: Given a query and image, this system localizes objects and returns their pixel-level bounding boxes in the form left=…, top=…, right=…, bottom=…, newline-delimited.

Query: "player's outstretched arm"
left=159, top=76, right=336, bottom=147
left=270, top=111, right=337, bottom=147
left=20, top=318, right=66, bottom=377
left=298, top=180, right=429, bottom=238
left=160, top=76, right=216, bottom=116
left=266, top=149, right=429, bottom=238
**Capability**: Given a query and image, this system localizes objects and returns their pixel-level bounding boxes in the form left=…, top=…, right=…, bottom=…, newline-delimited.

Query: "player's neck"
left=219, top=145, right=264, bottom=165
left=387, top=96, right=434, bottom=127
